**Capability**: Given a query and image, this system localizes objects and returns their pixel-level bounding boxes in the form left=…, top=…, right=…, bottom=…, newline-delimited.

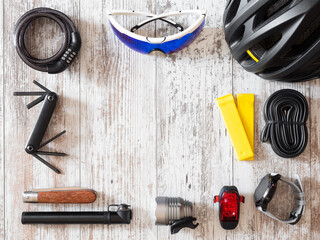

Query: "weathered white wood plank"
left=79, top=0, right=157, bottom=240
left=0, top=0, right=4, bottom=238
left=310, top=79, right=320, bottom=240
left=155, top=1, right=234, bottom=239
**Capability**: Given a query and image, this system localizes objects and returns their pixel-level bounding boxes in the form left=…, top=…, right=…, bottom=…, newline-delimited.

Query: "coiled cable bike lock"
left=14, top=7, right=81, bottom=74
left=261, top=89, right=308, bottom=158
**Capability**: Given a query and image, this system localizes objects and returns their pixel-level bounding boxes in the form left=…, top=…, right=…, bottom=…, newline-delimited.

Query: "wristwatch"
left=254, top=173, right=305, bottom=225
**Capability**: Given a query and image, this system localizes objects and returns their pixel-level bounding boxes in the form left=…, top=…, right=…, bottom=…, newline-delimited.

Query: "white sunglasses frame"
left=107, top=10, right=207, bottom=44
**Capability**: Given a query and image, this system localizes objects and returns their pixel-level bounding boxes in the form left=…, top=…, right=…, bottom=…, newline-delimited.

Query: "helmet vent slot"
left=285, top=17, right=320, bottom=59
left=296, top=18, right=320, bottom=46
left=249, top=33, right=282, bottom=59
left=229, top=25, right=245, bottom=47
left=267, top=0, right=292, bottom=18
left=253, top=0, right=293, bottom=30
left=225, top=0, right=241, bottom=24
left=258, top=33, right=282, bottom=51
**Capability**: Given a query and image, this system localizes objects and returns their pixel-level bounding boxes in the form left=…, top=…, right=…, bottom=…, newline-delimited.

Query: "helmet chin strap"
left=258, top=174, right=305, bottom=225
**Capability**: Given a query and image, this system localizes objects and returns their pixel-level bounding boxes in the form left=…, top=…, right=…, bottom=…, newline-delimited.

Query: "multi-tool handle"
left=25, top=92, right=58, bottom=153
left=14, top=81, right=66, bottom=174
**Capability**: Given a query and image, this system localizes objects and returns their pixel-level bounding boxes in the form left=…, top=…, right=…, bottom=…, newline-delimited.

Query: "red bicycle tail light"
left=214, top=186, right=244, bottom=230
left=221, top=192, right=239, bottom=221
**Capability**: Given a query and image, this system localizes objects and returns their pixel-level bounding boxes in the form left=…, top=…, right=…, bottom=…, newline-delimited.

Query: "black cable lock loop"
left=14, top=7, right=81, bottom=74
left=261, top=89, right=308, bottom=158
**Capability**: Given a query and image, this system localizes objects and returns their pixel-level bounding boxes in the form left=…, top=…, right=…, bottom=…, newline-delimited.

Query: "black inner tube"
left=261, top=89, right=308, bottom=158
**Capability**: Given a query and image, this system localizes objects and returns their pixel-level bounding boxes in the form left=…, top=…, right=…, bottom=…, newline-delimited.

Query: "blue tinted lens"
left=159, top=19, right=205, bottom=54
left=109, top=19, right=205, bottom=54
left=110, top=23, right=151, bottom=54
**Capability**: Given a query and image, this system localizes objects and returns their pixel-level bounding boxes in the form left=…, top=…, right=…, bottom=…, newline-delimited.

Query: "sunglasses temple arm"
left=131, top=17, right=184, bottom=32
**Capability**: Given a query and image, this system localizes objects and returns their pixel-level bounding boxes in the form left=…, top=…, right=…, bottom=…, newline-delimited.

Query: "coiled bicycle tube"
left=14, top=8, right=81, bottom=74
left=261, top=89, right=308, bottom=158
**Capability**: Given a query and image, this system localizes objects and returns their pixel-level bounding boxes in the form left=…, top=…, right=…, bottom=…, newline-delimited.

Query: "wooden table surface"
left=0, top=0, right=319, bottom=239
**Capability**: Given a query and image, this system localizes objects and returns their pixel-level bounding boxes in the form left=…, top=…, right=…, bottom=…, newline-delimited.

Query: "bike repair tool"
left=21, top=204, right=132, bottom=224
left=217, top=93, right=255, bottom=161
left=23, top=188, right=97, bottom=204
left=14, top=80, right=66, bottom=174
left=155, top=197, right=199, bottom=234
left=254, top=173, right=305, bottom=225
left=14, top=7, right=81, bottom=73
left=108, top=10, right=206, bottom=54
left=214, top=186, right=245, bottom=230
left=261, top=89, right=308, bottom=158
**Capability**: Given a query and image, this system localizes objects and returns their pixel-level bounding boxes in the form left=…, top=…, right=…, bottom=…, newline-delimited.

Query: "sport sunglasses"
left=107, top=10, right=207, bottom=54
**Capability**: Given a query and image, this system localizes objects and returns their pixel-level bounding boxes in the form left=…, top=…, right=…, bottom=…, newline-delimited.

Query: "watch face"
left=254, top=174, right=281, bottom=211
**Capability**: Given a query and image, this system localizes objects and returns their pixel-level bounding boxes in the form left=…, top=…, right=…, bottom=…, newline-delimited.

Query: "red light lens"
left=220, top=192, right=239, bottom=221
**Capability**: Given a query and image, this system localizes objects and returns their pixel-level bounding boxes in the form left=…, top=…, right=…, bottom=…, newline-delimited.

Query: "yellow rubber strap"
left=217, top=94, right=254, bottom=161
left=247, top=49, right=259, bottom=62
left=237, top=94, right=255, bottom=160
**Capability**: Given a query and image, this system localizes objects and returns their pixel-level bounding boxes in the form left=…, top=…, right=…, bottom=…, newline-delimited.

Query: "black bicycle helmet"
left=224, top=0, right=320, bottom=82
